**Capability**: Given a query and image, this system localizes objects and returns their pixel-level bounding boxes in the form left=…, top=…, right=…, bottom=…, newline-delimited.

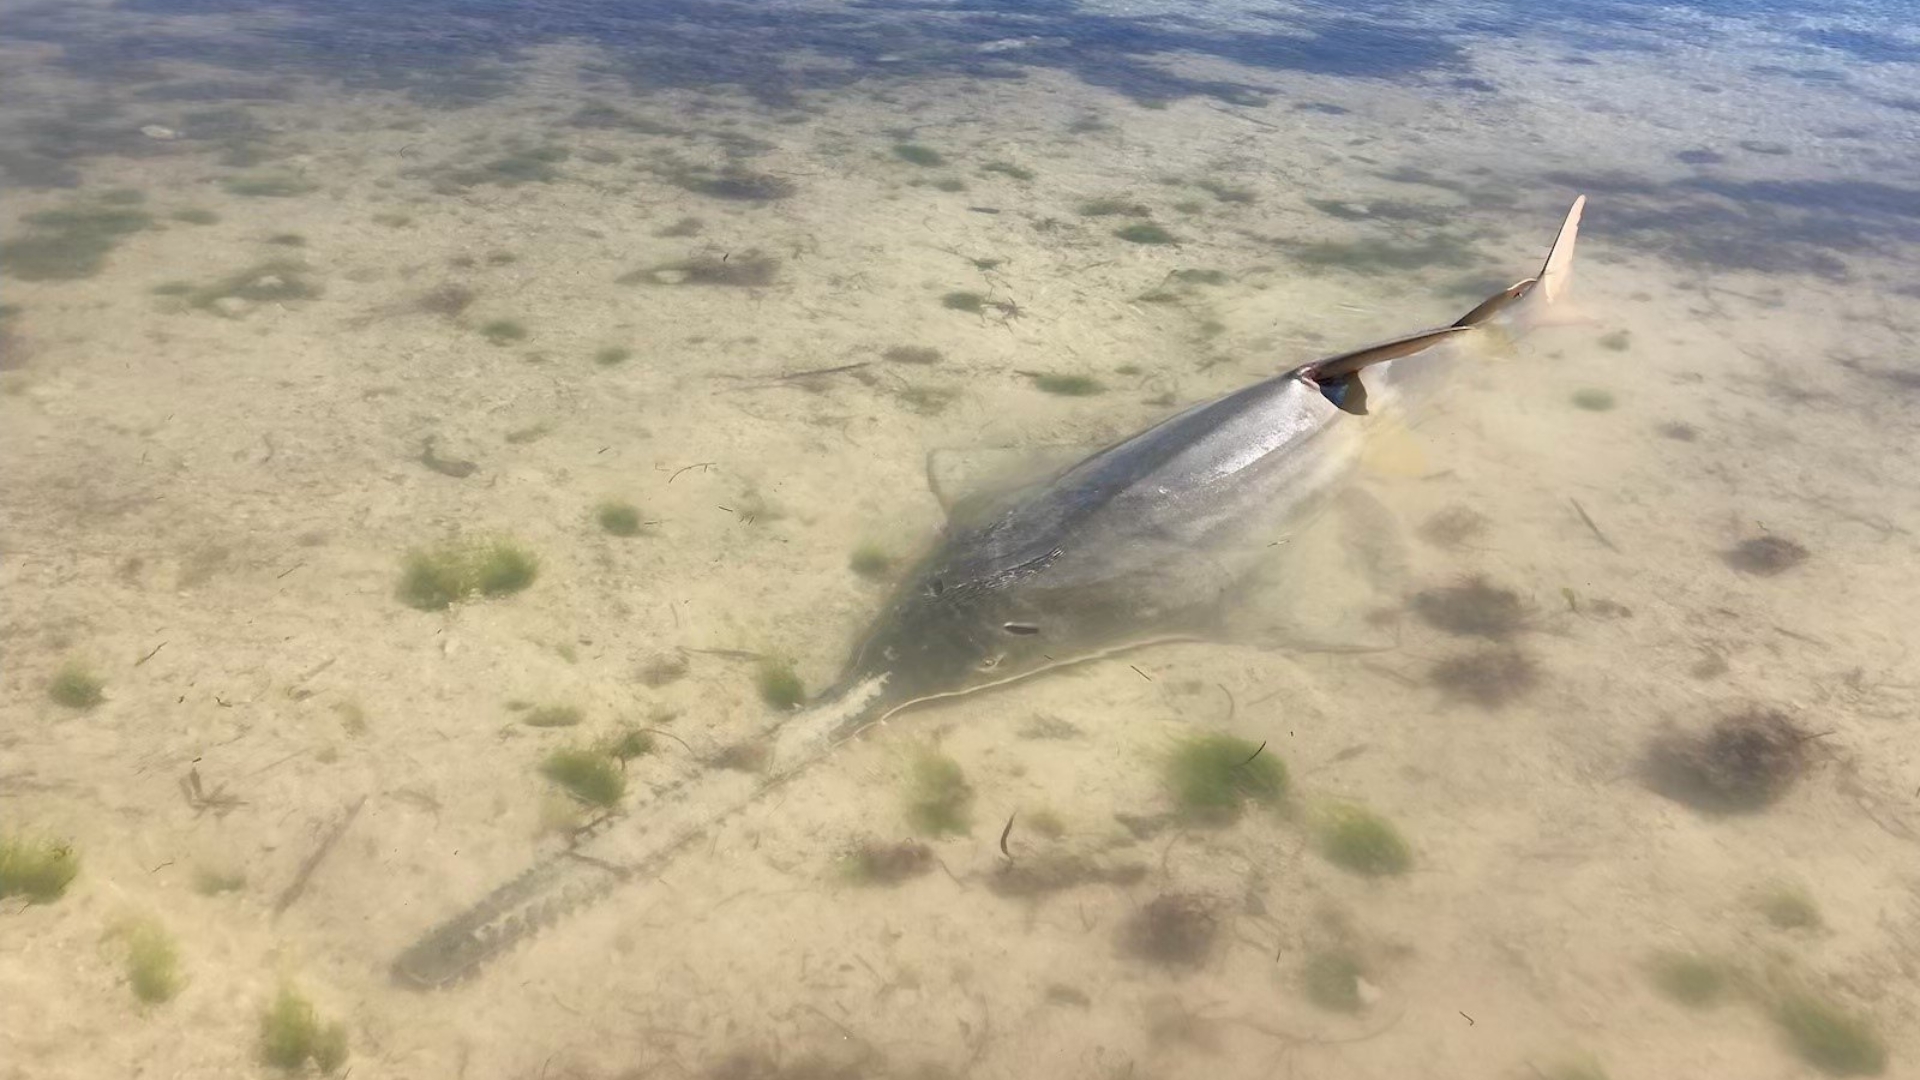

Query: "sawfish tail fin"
left=1453, top=194, right=1588, bottom=331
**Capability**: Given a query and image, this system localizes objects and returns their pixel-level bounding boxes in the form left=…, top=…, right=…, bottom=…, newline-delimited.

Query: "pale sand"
left=3, top=5, right=1918, bottom=1078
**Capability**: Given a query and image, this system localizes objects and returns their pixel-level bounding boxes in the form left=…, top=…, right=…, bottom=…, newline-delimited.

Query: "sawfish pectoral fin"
left=1316, top=370, right=1370, bottom=415
left=1218, top=486, right=1411, bottom=652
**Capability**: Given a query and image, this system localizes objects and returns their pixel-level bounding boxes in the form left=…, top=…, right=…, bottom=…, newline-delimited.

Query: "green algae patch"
left=0, top=836, right=80, bottom=902
left=397, top=537, right=538, bottom=610
left=1315, top=804, right=1412, bottom=876
left=604, top=725, right=655, bottom=762
left=1029, top=373, right=1105, bottom=397
left=893, top=144, right=946, bottom=167
left=541, top=747, right=626, bottom=808
left=756, top=658, right=805, bottom=710
left=905, top=749, right=973, bottom=836
left=1756, top=884, right=1821, bottom=930
left=596, top=500, right=645, bottom=536
left=260, top=986, right=348, bottom=1073
left=2, top=201, right=153, bottom=280
left=1302, top=947, right=1365, bottom=1012
left=225, top=173, right=318, bottom=198
left=1571, top=388, right=1617, bottom=411
left=186, top=260, right=322, bottom=311
left=48, top=660, right=105, bottom=709
left=848, top=542, right=893, bottom=579
left=1773, top=990, right=1887, bottom=1076
left=522, top=705, right=583, bottom=729
left=192, top=865, right=247, bottom=895
left=1166, top=733, right=1286, bottom=823
left=115, top=919, right=184, bottom=1004
left=1115, top=222, right=1177, bottom=245
left=479, top=318, right=528, bottom=344
left=1648, top=951, right=1727, bottom=1007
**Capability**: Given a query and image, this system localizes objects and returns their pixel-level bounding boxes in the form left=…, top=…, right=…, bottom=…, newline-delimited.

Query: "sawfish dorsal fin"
left=925, top=446, right=1089, bottom=525
left=1305, top=325, right=1472, bottom=416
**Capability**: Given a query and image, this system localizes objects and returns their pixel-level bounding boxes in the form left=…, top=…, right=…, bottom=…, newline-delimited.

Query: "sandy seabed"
left=3, top=3, right=1919, bottom=1078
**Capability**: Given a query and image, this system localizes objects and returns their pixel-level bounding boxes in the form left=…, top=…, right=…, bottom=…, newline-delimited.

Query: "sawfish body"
left=390, top=197, right=1588, bottom=988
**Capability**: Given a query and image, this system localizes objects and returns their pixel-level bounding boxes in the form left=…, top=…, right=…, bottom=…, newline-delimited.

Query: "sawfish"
left=390, top=195, right=1588, bottom=989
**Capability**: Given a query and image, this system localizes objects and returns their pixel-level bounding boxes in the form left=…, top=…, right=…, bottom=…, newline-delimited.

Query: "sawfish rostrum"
left=391, top=197, right=1588, bottom=989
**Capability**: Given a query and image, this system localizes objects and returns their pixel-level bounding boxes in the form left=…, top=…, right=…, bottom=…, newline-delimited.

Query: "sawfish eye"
left=977, top=654, right=1002, bottom=670
left=1001, top=622, right=1039, bottom=636
left=928, top=579, right=944, bottom=597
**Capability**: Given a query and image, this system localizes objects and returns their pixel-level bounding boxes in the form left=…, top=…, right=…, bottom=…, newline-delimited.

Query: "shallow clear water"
left=3, top=1, right=1918, bottom=1078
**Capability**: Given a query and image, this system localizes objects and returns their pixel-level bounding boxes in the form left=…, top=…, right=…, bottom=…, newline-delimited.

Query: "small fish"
left=391, top=196, right=1588, bottom=989
left=418, top=436, right=477, bottom=479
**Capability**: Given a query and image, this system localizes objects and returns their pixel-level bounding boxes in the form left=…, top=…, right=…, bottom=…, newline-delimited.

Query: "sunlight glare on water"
left=2, top=1, right=1917, bottom=1078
